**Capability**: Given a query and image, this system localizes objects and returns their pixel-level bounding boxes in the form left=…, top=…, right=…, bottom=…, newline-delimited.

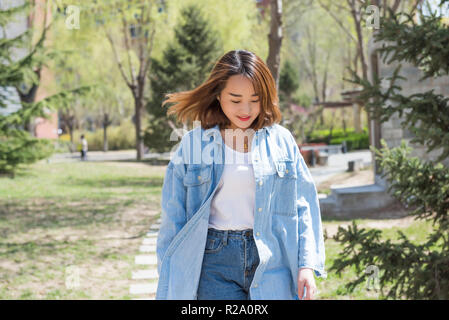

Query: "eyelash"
left=231, top=100, right=260, bottom=103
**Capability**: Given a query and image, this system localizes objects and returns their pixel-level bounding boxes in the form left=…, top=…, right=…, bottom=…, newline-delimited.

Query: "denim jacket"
left=156, top=123, right=327, bottom=300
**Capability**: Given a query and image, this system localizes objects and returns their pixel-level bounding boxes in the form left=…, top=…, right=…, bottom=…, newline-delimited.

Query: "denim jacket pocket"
left=271, top=160, right=298, bottom=216
left=183, top=165, right=212, bottom=186
left=183, top=165, right=213, bottom=220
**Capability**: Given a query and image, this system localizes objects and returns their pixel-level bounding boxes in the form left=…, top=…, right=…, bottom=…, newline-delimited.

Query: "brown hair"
left=162, top=49, right=282, bottom=130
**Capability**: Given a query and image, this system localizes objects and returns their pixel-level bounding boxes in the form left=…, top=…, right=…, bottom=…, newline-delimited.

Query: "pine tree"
left=0, top=2, right=90, bottom=177
left=330, top=1, right=449, bottom=299
left=144, top=3, right=222, bottom=153
left=0, top=2, right=53, bottom=177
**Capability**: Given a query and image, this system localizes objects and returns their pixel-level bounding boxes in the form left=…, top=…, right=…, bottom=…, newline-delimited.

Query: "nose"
left=239, top=104, right=252, bottom=114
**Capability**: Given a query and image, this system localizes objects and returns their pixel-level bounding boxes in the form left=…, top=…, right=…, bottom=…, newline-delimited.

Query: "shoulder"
left=267, top=123, right=298, bottom=160
left=268, top=123, right=297, bottom=145
left=182, top=125, right=206, bottom=141
left=168, top=125, right=207, bottom=169
left=171, top=126, right=200, bottom=152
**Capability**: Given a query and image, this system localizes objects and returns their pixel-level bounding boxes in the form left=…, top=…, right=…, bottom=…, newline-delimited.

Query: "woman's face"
left=218, top=75, right=261, bottom=131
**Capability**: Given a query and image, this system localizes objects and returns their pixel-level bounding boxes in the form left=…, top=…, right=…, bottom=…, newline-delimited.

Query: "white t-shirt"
left=208, top=142, right=255, bottom=230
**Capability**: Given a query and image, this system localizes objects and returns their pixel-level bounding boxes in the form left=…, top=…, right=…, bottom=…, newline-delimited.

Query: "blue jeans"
left=196, top=228, right=260, bottom=300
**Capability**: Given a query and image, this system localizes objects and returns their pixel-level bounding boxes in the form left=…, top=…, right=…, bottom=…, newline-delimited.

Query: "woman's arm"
left=156, top=145, right=187, bottom=275
left=292, top=138, right=327, bottom=299
left=293, top=139, right=327, bottom=279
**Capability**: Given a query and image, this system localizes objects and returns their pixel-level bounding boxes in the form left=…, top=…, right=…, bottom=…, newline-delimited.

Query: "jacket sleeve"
left=294, top=142, right=327, bottom=279
left=156, top=144, right=187, bottom=276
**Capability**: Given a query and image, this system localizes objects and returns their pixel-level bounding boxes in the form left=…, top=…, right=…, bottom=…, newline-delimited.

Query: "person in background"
left=80, top=134, right=88, bottom=161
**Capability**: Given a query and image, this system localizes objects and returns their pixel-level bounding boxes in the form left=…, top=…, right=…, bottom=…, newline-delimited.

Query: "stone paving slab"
left=135, top=254, right=157, bottom=265
left=139, top=244, right=156, bottom=252
left=132, top=269, right=159, bottom=280
left=129, top=283, right=158, bottom=295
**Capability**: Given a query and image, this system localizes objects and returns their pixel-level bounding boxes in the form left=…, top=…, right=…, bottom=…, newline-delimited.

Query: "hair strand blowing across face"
left=162, top=49, right=282, bottom=130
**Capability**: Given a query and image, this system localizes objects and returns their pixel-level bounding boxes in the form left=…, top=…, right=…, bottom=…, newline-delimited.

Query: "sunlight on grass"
left=0, top=161, right=165, bottom=299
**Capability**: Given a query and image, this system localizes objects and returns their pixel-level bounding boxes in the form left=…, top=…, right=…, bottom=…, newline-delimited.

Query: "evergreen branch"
left=0, top=85, right=94, bottom=132
left=374, top=6, right=449, bottom=79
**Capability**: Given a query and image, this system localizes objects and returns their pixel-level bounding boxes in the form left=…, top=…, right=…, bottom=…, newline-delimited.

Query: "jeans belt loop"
left=223, top=230, right=228, bottom=246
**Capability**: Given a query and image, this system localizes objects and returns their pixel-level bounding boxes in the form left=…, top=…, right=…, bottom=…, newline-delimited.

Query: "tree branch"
left=317, top=0, right=358, bottom=44
left=122, top=17, right=136, bottom=89
left=104, top=28, right=134, bottom=91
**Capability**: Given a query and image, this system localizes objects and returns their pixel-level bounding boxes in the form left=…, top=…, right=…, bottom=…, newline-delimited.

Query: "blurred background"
left=0, top=0, right=448, bottom=300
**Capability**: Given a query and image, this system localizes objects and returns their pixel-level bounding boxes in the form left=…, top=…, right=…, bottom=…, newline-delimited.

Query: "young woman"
left=156, top=49, right=326, bottom=300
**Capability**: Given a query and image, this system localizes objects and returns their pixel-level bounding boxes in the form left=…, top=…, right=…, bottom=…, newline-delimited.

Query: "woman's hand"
left=297, top=267, right=317, bottom=300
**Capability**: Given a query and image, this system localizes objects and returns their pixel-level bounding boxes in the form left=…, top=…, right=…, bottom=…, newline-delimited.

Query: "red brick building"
left=1, top=0, right=58, bottom=139
left=31, top=0, right=59, bottom=139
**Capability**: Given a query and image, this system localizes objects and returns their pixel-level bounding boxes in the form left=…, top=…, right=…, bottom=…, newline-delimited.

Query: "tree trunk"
left=134, top=96, right=144, bottom=161
left=348, top=0, right=372, bottom=165
left=266, top=0, right=283, bottom=90
left=103, top=113, right=109, bottom=152
left=68, top=124, right=74, bottom=153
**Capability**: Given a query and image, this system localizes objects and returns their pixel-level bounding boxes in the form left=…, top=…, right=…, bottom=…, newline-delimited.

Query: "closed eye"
left=231, top=100, right=260, bottom=103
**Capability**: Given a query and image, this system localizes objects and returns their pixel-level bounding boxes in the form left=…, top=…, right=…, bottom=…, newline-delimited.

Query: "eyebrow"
left=228, top=92, right=259, bottom=97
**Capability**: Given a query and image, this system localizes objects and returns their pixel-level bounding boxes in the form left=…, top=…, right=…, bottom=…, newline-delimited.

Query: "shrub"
left=330, top=133, right=370, bottom=151
left=309, top=128, right=369, bottom=151
left=64, top=121, right=136, bottom=152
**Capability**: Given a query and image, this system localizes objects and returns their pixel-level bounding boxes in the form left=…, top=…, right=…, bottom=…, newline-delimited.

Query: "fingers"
left=297, top=270, right=317, bottom=300
left=305, top=283, right=313, bottom=300
left=299, top=282, right=317, bottom=300
left=298, top=278, right=305, bottom=299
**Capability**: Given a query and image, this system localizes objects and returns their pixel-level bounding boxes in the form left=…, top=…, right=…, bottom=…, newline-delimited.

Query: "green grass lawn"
left=0, top=161, right=432, bottom=299
left=0, top=161, right=164, bottom=299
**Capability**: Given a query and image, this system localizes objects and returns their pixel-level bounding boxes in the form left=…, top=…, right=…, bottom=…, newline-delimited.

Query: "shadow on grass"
left=112, top=158, right=170, bottom=166
left=66, top=176, right=164, bottom=188
left=0, top=197, right=140, bottom=237
left=0, top=238, right=94, bottom=257
left=0, top=166, right=40, bottom=179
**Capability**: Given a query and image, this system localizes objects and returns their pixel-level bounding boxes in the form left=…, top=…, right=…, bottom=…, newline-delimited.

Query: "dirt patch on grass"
left=0, top=199, right=160, bottom=299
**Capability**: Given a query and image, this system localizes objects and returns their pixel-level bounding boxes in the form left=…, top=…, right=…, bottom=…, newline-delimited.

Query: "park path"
left=49, top=149, right=373, bottom=187
left=309, top=150, right=372, bottom=186
left=129, top=218, right=161, bottom=300
left=48, top=149, right=170, bottom=163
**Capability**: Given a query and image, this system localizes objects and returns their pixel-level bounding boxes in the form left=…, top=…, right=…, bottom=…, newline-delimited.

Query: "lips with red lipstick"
left=237, top=115, right=251, bottom=121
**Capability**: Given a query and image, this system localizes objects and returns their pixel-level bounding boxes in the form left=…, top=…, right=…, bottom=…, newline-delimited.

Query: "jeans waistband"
left=207, top=228, right=254, bottom=245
